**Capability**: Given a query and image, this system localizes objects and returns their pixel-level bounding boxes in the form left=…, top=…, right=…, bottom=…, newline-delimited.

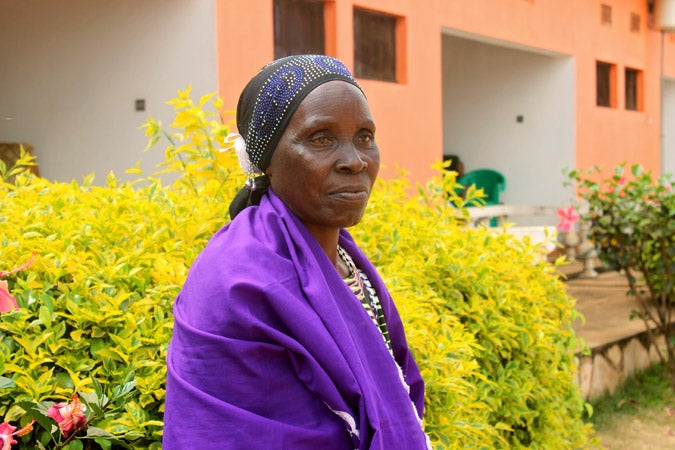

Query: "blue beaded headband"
left=236, top=54, right=363, bottom=172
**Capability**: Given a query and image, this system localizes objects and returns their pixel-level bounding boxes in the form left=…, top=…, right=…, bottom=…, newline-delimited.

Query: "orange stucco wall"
left=214, top=0, right=675, bottom=183
left=214, top=0, right=442, bottom=181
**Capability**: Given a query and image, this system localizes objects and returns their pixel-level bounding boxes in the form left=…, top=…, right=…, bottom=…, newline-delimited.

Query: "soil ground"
left=587, top=362, right=675, bottom=449
left=561, top=262, right=675, bottom=449
left=593, top=407, right=675, bottom=449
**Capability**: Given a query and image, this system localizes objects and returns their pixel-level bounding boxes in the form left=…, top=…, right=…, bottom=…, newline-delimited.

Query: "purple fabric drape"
left=163, top=189, right=428, bottom=449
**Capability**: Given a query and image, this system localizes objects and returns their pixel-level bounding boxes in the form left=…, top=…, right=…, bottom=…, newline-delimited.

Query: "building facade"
left=3, top=0, right=675, bottom=206
left=1, top=0, right=218, bottom=183
left=215, top=0, right=675, bottom=206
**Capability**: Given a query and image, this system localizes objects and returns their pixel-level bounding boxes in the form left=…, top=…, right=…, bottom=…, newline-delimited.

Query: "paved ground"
left=560, top=262, right=646, bottom=349
left=555, top=263, right=675, bottom=448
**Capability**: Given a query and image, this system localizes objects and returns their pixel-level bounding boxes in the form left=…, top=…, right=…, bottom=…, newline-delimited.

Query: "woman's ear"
left=265, top=157, right=275, bottom=177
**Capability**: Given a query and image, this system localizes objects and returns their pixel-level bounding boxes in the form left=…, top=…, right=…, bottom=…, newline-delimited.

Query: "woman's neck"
left=305, top=225, right=348, bottom=277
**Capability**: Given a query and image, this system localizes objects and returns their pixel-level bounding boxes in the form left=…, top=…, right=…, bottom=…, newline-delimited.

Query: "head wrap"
left=228, top=54, right=363, bottom=219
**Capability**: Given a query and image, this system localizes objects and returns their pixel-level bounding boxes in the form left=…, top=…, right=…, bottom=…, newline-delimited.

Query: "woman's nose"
left=336, top=142, right=368, bottom=172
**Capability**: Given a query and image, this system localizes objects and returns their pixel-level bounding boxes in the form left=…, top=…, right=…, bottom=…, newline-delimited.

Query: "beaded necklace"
left=337, top=247, right=430, bottom=448
left=337, top=246, right=392, bottom=353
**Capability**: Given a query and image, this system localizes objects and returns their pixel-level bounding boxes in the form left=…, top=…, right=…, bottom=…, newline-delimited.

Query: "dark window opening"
left=600, top=4, right=612, bottom=25
left=630, top=13, right=640, bottom=32
left=601, top=4, right=612, bottom=25
left=597, top=61, right=614, bottom=107
left=274, top=0, right=325, bottom=59
left=353, top=8, right=397, bottom=82
left=625, top=67, right=642, bottom=111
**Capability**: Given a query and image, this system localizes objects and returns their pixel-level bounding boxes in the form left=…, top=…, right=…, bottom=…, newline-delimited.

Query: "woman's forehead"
left=291, top=83, right=374, bottom=127
left=296, top=81, right=370, bottom=113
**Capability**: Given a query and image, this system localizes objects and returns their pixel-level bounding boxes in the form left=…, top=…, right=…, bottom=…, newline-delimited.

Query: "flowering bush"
left=1, top=380, right=136, bottom=449
left=0, top=88, right=595, bottom=448
left=1, top=256, right=138, bottom=448
left=568, top=164, right=675, bottom=389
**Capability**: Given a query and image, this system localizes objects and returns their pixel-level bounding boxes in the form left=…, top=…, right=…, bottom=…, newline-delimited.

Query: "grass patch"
left=589, top=362, right=675, bottom=430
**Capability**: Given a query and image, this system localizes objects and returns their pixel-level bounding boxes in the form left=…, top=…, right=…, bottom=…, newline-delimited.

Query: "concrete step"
left=563, top=262, right=670, bottom=400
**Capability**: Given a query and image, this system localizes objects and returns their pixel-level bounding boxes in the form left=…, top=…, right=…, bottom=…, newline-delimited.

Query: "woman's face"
left=267, top=81, right=380, bottom=236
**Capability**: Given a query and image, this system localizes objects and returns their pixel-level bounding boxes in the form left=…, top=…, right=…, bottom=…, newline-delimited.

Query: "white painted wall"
left=442, top=33, right=575, bottom=210
left=0, top=0, right=217, bottom=183
left=662, top=78, right=675, bottom=178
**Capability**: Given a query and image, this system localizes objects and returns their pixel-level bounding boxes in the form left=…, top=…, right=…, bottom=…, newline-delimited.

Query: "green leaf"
left=85, top=426, right=117, bottom=438
left=0, top=376, right=15, bottom=389
left=66, top=439, right=83, bottom=450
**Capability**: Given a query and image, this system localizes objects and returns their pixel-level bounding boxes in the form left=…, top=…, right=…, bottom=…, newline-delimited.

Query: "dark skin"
left=266, top=81, right=381, bottom=277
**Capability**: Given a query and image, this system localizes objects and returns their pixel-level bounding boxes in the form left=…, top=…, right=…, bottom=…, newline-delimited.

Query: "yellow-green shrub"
left=0, top=89, right=593, bottom=448
left=354, top=173, right=593, bottom=447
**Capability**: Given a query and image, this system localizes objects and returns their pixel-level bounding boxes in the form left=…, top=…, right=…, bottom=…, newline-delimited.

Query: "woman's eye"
left=356, top=132, right=374, bottom=145
left=309, top=135, right=332, bottom=146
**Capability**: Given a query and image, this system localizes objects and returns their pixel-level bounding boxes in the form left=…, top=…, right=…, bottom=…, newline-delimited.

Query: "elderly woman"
left=163, top=55, right=429, bottom=449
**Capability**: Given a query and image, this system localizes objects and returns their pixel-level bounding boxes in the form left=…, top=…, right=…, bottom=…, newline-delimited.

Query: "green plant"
left=140, top=85, right=240, bottom=196
left=1, top=254, right=138, bottom=449
left=589, top=362, right=675, bottom=447
left=0, top=88, right=595, bottom=448
left=591, top=362, right=675, bottom=427
left=0, top=145, right=39, bottom=184
left=0, top=89, right=237, bottom=448
left=568, top=164, right=675, bottom=390
left=354, top=168, right=593, bottom=448
left=19, top=376, right=136, bottom=450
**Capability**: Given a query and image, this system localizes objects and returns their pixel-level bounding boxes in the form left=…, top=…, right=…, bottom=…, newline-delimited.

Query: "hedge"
left=0, top=88, right=594, bottom=448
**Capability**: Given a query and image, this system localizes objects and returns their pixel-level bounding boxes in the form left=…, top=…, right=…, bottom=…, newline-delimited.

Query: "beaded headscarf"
left=228, top=54, right=363, bottom=219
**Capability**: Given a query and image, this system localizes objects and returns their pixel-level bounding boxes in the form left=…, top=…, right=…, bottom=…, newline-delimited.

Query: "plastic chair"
left=458, top=169, right=506, bottom=226
left=458, top=169, right=506, bottom=206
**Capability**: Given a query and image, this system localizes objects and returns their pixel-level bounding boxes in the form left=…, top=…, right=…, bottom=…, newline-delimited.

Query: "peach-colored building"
left=215, top=0, right=675, bottom=206
left=3, top=0, right=675, bottom=207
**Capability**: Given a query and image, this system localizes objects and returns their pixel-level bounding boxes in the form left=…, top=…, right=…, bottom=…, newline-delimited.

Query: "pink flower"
left=0, top=281, right=18, bottom=313
left=47, top=394, right=88, bottom=438
left=0, top=421, right=34, bottom=450
left=0, top=253, right=37, bottom=313
left=613, top=175, right=627, bottom=194
left=557, top=206, right=580, bottom=233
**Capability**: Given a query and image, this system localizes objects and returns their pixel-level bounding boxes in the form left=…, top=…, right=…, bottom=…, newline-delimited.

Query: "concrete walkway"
left=560, top=261, right=667, bottom=399
left=562, top=263, right=645, bottom=349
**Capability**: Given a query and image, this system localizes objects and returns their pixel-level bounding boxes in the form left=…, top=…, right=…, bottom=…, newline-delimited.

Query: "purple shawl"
left=163, top=189, right=428, bottom=449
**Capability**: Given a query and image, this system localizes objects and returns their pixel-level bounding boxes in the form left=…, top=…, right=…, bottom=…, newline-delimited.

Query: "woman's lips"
left=329, top=187, right=369, bottom=202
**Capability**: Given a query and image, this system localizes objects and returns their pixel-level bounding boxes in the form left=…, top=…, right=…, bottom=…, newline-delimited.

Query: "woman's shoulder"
left=174, top=210, right=302, bottom=333
left=194, top=214, right=296, bottom=284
